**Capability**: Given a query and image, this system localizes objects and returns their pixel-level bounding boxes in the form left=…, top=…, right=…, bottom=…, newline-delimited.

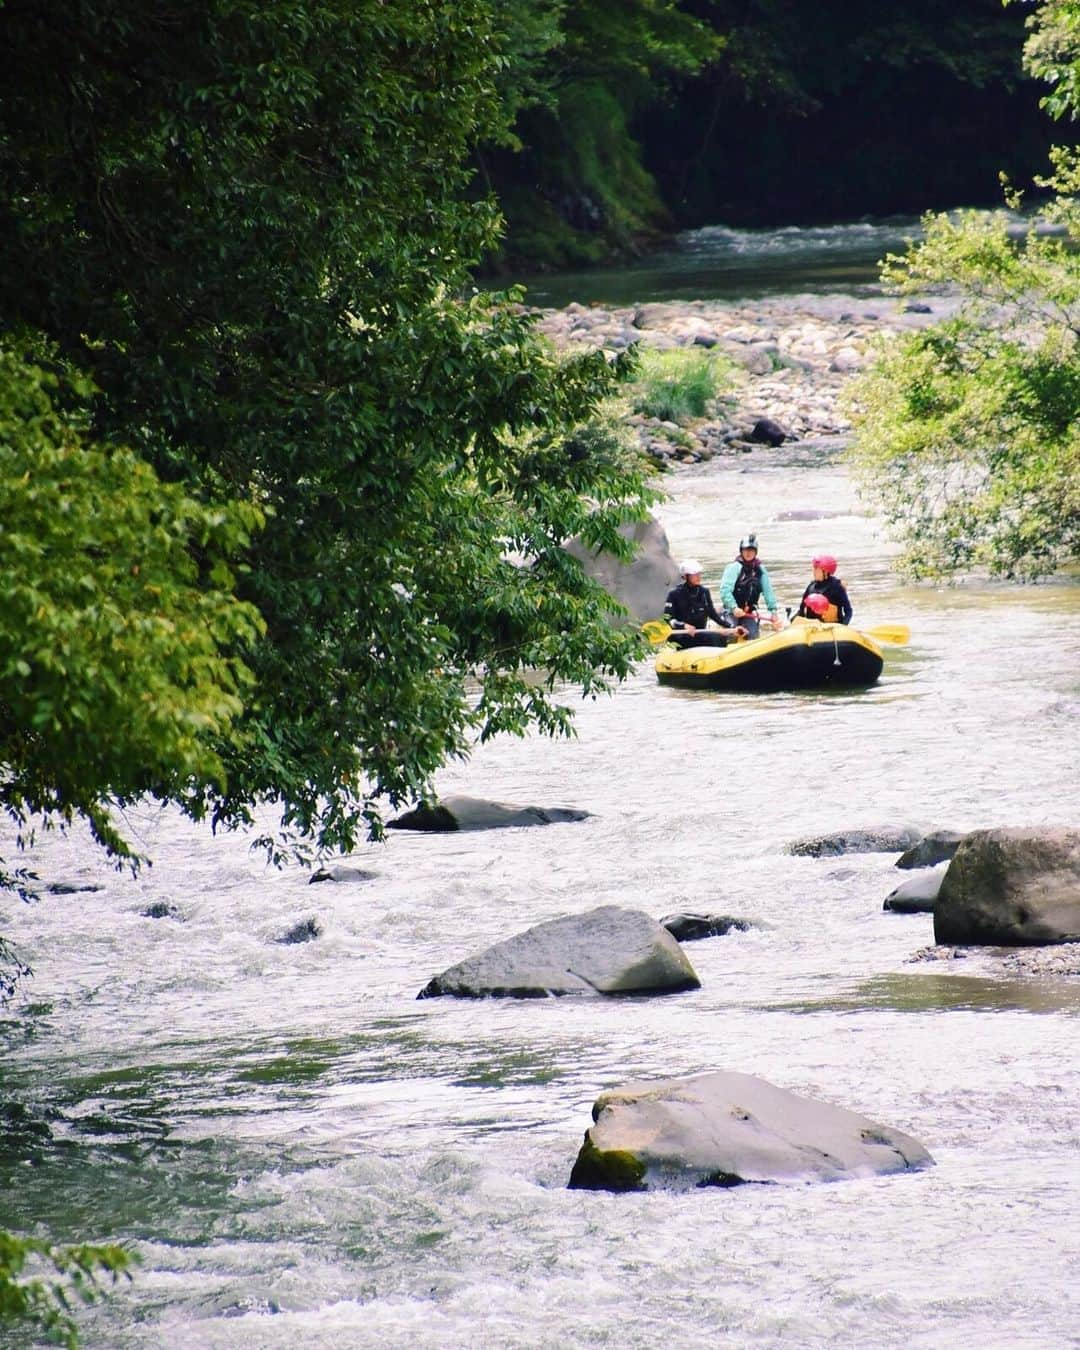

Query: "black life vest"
left=732, top=559, right=763, bottom=611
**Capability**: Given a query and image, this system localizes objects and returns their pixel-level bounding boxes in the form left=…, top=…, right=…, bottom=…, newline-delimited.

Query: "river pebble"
left=531, top=293, right=958, bottom=468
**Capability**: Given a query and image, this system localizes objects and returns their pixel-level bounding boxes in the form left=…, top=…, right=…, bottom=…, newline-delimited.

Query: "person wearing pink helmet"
left=797, top=553, right=852, bottom=624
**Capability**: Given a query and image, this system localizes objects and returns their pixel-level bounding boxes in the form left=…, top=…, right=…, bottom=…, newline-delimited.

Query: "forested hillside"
left=485, top=0, right=1057, bottom=269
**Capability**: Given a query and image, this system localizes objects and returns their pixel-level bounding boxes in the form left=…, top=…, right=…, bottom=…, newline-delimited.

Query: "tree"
left=0, top=342, right=264, bottom=862
left=847, top=0, right=1080, bottom=580
left=0, top=0, right=658, bottom=865
left=482, top=0, right=725, bottom=265
left=0, top=1234, right=133, bottom=1350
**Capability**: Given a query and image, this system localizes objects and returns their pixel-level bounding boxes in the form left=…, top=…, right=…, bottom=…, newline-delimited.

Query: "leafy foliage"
left=0, top=0, right=658, bottom=865
left=484, top=0, right=724, bottom=264
left=0, top=1232, right=133, bottom=1349
left=848, top=0, right=1080, bottom=580
left=630, top=348, right=734, bottom=424
left=0, top=343, right=264, bottom=860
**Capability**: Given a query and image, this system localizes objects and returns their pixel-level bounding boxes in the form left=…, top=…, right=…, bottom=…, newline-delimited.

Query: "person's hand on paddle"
left=769, top=612, right=783, bottom=631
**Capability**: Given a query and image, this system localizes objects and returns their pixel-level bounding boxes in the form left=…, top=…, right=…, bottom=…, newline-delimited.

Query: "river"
left=2, top=223, right=1080, bottom=1349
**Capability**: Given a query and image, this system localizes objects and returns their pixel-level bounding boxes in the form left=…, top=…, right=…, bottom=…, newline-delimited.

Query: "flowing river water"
left=3, top=222, right=1080, bottom=1349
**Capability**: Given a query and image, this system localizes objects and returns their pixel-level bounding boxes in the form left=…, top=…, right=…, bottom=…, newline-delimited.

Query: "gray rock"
left=786, top=825, right=923, bottom=858
left=388, top=795, right=591, bottom=833
left=568, top=1071, right=933, bottom=1191
left=46, top=881, right=103, bottom=895
left=564, top=513, right=678, bottom=625
left=933, top=828, right=1080, bottom=946
left=883, top=863, right=948, bottom=914
left=309, top=866, right=378, bottom=884
left=417, top=905, right=700, bottom=999
left=896, top=830, right=966, bottom=869
left=659, top=913, right=753, bottom=942
left=774, top=508, right=848, bottom=521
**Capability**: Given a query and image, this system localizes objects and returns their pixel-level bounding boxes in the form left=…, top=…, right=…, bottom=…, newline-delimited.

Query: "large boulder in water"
left=568, top=1071, right=932, bottom=1191
left=388, top=795, right=590, bottom=832
left=933, top=828, right=1080, bottom=946
left=417, top=905, right=700, bottom=999
left=895, top=830, right=966, bottom=870
left=883, top=863, right=948, bottom=914
left=786, top=825, right=922, bottom=858
left=563, top=515, right=677, bottom=625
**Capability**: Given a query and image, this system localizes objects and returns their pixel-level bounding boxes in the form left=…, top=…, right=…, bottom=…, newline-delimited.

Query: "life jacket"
left=803, top=578, right=842, bottom=623
left=667, top=582, right=713, bottom=629
left=732, top=559, right=763, bottom=611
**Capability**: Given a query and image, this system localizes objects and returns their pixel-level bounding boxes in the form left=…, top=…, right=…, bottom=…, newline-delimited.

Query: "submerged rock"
left=418, top=905, right=700, bottom=999
left=934, top=828, right=1080, bottom=946
left=786, top=825, right=922, bottom=858
left=388, top=795, right=591, bottom=832
left=46, top=881, right=103, bottom=895
left=883, top=863, right=948, bottom=914
left=277, top=917, right=322, bottom=945
left=659, top=913, right=754, bottom=942
left=141, top=902, right=182, bottom=920
left=896, top=830, right=966, bottom=870
left=568, top=1071, right=932, bottom=1191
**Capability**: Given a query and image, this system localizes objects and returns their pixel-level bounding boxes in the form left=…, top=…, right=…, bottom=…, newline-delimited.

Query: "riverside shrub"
left=630, top=349, right=733, bottom=424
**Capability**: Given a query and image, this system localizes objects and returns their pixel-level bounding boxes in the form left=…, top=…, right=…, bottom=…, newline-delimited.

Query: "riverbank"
left=533, top=292, right=956, bottom=467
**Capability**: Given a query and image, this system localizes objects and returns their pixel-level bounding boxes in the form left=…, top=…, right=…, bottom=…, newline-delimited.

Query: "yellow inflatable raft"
left=654, top=619, right=884, bottom=692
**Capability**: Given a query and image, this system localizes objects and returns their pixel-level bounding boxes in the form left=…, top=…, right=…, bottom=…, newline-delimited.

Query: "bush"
left=629, top=348, right=732, bottom=424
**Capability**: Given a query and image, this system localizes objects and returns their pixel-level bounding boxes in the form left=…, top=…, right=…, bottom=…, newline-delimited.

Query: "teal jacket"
left=720, top=559, right=779, bottom=614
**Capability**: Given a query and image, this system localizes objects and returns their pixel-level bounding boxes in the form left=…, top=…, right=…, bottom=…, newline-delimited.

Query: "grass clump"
left=630, top=348, right=733, bottom=424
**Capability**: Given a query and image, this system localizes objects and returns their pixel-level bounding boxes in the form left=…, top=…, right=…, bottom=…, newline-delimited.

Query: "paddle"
left=641, top=619, right=675, bottom=644
left=865, top=624, right=910, bottom=645
left=642, top=618, right=910, bottom=645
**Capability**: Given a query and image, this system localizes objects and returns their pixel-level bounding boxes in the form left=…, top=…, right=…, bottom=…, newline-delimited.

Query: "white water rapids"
left=2, top=392, right=1079, bottom=1346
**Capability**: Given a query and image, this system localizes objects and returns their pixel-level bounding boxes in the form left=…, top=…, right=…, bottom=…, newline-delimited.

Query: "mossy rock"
left=567, top=1135, right=646, bottom=1191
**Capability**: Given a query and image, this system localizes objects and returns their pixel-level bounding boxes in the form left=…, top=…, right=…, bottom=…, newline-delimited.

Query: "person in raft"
left=797, top=553, right=853, bottom=624
left=719, top=534, right=782, bottom=639
left=664, top=560, right=748, bottom=649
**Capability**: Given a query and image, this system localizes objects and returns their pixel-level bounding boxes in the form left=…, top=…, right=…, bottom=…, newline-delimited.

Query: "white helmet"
left=680, top=558, right=703, bottom=576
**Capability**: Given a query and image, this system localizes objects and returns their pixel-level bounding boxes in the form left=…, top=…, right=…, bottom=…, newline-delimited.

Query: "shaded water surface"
left=3, top=417, right=1080, bottom=1346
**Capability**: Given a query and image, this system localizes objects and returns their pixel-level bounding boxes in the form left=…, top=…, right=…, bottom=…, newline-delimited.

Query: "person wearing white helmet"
left=719, top=533, right=781, bottom=638
left=663, top=559, right=747, bottom=649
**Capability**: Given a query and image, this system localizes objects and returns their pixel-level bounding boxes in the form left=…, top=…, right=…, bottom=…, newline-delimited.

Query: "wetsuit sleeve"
left=663, top=587, right=685, bottom=627
left=719, top=562, right=740, bottom=610
left=759, top=565, right=779, bottom=612
left=835, top=581, right=853, bottom=625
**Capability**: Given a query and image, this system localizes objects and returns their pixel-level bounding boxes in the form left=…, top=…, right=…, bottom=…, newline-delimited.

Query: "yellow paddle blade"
left=865, top=623, right=910, bottom=645
left=641, top=619, right=673, bottom=644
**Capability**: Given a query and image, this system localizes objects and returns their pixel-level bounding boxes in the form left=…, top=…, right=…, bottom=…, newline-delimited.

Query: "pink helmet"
left=812, top=553, right=837, bottom=575
left=804, top=592, right=830, bottom=616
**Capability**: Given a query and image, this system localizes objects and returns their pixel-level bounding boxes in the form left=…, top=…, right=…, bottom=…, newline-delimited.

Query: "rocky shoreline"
left=532, top=291, right=956, bottom=468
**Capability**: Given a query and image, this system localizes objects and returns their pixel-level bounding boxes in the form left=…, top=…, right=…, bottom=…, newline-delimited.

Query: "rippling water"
left=518, top=210, right=1055, bottom=308
left=3, top=451, right=1080, bottom=1346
